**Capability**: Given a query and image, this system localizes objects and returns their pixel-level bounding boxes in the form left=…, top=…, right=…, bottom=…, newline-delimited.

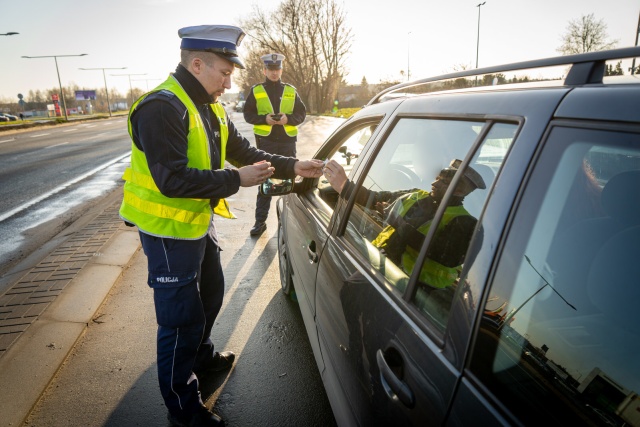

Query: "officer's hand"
left=266, top=114, right=279, bottom=125
left=294, top=159, right=324, bottom=178
left=276, top=114, right=288, bottom=125
left=238, top=161, right=275, bottom=187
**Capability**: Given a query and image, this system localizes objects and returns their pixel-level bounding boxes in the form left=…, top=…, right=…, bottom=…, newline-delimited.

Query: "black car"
left=0, top=113, right=18, bottom=121
left=264, top=47, right=640, bottom=426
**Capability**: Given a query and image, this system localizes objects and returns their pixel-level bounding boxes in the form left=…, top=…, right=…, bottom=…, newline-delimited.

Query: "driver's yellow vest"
left=372, top=191, right=469, bottom=288
left=252, top=84, right=298, bottom=137
left=119, top=75, right=235, bottom=240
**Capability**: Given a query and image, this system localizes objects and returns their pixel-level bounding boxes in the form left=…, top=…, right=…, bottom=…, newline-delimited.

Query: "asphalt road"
left=0, top=118, right=131, bottom=284
left=12, top=113, right=345, bottom=427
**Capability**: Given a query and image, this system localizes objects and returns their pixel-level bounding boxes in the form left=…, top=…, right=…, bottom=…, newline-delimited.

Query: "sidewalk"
left=0, top=191, right=140, bottom=427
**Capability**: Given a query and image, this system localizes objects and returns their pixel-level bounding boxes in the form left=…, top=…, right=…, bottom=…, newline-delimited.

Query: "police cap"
left=444, top=159, right=486, bottom=189
left=179, top=25, right=246, bottom=69
left=261, top=53, right=285, bottom=70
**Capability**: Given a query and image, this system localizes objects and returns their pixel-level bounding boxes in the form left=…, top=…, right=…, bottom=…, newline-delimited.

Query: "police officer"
left=243, top=53, right=306, bottom=236
left=323, top=159, right=485, bottom=288
left=119, top=25, right=323, bottom=427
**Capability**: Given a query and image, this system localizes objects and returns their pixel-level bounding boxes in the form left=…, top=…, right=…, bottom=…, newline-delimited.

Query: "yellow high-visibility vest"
left=372, top=190, right=470, bottom=288
left=119, top=75, right=235, bottom=240
left=252, top=84, right=298, bottom=137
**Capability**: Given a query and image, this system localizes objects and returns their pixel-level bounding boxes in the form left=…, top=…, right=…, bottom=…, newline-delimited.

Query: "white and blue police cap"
left=261, top=53, right=285, bottom=70
left=444, top=159, right=486, bottom=189
left=179, top=25, right=246, bottom=69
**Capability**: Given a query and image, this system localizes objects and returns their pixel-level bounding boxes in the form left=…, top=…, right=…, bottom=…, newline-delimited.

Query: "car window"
left=470, top=126, right=640, bottom=426
left=341, top=118, right=516, bottom=304
left=311, top=122, right=377, bottom=214
left=412, top=122, right=516, bottom=331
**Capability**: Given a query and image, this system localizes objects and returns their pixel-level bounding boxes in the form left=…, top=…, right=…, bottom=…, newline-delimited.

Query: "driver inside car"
left=323, top=158, right=485, bottom=288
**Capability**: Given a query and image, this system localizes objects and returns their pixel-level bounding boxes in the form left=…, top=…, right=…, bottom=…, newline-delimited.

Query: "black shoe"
left=167, top=406, right=225, bottom=427
left=249, top=221, right=266, bottom=236
left=194, top=351, right=235, bottom=375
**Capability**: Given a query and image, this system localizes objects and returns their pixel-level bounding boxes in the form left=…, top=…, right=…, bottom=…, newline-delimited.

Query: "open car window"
left=300, top=120, right=379, bottom=228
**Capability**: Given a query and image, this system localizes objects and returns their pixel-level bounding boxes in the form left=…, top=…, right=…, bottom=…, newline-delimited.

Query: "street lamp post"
left=475, top=2, right=486, bottom=69
left=79, top=67, right=126, bottom=117
left=132, top=78, right=162, bottom=91
left=111, top=73, right=147, bottom=107
left=631, top=10, right=640, bottom=75
left=407, top=31, right=412, bottom=82
left=22, top=54, right=88, bottom=121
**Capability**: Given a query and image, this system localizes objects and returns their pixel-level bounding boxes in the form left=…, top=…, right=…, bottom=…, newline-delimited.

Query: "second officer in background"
left=243, top=53, right=306, bottom=236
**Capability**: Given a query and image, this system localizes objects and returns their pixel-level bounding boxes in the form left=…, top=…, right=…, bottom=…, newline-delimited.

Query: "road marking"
left=85, top=132, right=110, bottom=140
left=0, top=138, right=15, bottom=144
left=0, top=152, right=131, bottom=223
left=62, top=128, right=78, bottom=132
left=30, top=133, right=50, bottom=138
left=44, top=142, right=70, bottom=149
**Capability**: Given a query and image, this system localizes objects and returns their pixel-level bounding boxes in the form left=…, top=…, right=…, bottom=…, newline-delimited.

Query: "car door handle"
left=376, top=349, right=415, bottom=408
left=307, top=240, right=318, bottom=263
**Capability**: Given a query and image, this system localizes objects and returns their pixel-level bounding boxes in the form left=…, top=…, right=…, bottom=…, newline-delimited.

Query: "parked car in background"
left=0, top=115, right=9, bottom=122
left=0, top=113, right=17, bottom=121
left=264, top=47, right=640, bottom=426
left=235, top=100, right=245, bottom=112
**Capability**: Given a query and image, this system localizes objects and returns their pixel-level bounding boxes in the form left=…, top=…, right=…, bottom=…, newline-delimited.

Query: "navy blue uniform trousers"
left=254, top=136, right=297, bottom=222
left=139, top=232, right=224, bottom=417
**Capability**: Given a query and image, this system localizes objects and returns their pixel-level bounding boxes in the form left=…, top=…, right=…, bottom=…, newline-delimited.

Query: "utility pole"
left=22, top=54, right=89, bottom=121
left=80, top=67, right=126, bottom=117
left=631, top=10, right=640, bottom=75
left=475, top=2, right=486, bottom=69
left=111, top=73, right=147, bottom=107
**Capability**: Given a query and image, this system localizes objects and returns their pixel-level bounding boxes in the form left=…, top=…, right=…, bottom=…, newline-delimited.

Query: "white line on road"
left=62, top=128, right=79, bottom=132
left=85, top=132, right=112, bottom=140
left=44, top=142, right=70, bottom=149
left=0, top=152, right=131, bottom=223
left=0, top=138, right=15, bottom=144
left=30, top=133, right=50, bottom=138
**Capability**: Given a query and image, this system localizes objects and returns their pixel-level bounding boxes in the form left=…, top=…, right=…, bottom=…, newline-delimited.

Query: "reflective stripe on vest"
left=372, top=191, right=470, bottom=288
left=252, top=84, right=298, bottom=137
left=119, top=75, right=234, bottom=240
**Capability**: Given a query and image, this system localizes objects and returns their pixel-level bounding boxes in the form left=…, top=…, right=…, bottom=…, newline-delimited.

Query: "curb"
left=0, top=198, right=140, bottom=427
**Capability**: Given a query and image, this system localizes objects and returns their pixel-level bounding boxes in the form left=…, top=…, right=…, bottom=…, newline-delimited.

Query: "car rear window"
left=470, top=126, right=640, bottom=426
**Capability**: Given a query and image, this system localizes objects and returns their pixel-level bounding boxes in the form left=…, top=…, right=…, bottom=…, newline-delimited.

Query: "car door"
left=450, top=124, right=640, bottom=426
left=314, top=115, right=519, bottom=425
left=283, top=117, right=381, bottom=324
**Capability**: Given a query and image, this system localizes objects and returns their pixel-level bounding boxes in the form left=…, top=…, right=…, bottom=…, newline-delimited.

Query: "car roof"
left=556, top=84, right=640, bottom=123
left=368, top=46, right=640, bottom=109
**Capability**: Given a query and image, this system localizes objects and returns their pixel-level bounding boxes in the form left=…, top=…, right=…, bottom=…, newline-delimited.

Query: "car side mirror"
left=338, top=145, right=358, bottom=165
left=259, top=178, right=295, bottom=196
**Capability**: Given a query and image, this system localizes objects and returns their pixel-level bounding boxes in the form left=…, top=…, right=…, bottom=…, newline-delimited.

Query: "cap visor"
left=226, top=56, right=245, bottom=69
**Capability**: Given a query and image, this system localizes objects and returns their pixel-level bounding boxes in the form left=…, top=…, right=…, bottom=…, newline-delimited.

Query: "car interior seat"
left=587, top=225, right=640, bottom=331
left=546, top=170, right=640, bottom=316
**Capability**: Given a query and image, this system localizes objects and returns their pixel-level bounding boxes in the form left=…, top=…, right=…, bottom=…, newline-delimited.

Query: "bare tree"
left=238, top=0, right=352, bottom=113
left=557, top=13, right=618, bottom=55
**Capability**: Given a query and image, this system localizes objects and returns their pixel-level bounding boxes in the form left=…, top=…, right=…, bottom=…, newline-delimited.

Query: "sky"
left=0, top=0, right=638, bottom=102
